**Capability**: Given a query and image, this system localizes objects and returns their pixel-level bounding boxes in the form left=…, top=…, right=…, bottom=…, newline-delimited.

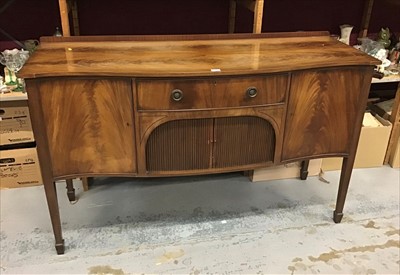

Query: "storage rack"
left=57, top=0, right=265, bottom=36
left=57, top=0, right=380, bottom=37
left=371, top=75, right=400, bottom=166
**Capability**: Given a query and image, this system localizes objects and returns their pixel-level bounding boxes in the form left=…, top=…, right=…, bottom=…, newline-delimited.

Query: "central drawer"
left=136, top=74, right=288, bottom=111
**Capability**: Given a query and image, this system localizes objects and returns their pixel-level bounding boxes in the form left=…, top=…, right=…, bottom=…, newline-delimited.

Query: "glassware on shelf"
left=339, top=24, right=353, bottom=45
left=54, top=27, right=63, bottom=37
left=0, top=49, right=30, bottom=92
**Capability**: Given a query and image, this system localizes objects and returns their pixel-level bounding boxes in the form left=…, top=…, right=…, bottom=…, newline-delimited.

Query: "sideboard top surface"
left=20, top=35, right=380, bottom=78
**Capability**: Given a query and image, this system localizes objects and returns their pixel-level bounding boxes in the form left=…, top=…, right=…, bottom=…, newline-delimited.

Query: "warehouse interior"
left=1, top=0, right=400, bottom=274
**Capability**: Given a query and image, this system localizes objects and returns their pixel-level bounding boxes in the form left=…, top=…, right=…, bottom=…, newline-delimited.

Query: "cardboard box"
left=389, top=137, right=400, bottom=168
left=0, top=100, right=34, bottom=146
left=0, top=147, right=42, bottom=188
left=321, top=157, right=343, bottom=171
left=373, top=99, right=393, bottom=120
left=250, top=159, right=322, bottom=182
left=322, top=113, right=392, bottom=170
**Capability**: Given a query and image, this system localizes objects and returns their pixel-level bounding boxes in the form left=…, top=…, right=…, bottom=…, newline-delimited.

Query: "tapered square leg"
left=334, top=157, right=356, bottom=223
left=43, top=181, right=64, bottom=255
left=300, top=160, right=310, bottom=180
left=66, top=179, right=76, bottom=202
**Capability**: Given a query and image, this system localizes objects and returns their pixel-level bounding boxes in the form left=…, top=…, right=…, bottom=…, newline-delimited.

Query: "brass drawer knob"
left=246, top=87, right=258, bottom=98
left=171, top=89, right=183, bottom=101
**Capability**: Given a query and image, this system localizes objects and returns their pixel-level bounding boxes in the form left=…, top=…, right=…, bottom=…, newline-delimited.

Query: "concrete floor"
left=0, top=166, right=399, bottom=274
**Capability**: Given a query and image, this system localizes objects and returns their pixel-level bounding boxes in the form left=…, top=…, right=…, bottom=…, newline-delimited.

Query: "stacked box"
left=0, top=147, right=42, bottom=188
left=0, top=100, right=34, bottom=146
left=0, top=99, right=42, bottom=188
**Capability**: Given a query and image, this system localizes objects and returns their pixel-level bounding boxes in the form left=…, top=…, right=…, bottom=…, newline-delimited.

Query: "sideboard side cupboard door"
left=19, top=32, right=380, bottom=254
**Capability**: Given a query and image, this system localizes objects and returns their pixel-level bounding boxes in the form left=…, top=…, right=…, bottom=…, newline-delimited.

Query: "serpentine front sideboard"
left=19, top=32, right=380, bottom=254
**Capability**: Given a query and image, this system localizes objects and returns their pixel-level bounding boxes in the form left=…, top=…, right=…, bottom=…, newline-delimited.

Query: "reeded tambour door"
left=213, top=116, right=275, bottom=168
left=146, top=119, right=213, bottom=172
left=145, top=116, right=276, bottom=173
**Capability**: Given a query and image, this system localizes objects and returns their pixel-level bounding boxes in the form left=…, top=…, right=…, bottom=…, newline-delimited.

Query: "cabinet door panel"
left=38, top=78, right=136, bottom=176
left=213, top=116, right=275, bottom=168
left=282, top=68, right=372, bottom=161
left=146, top=119, right=213, bottom=172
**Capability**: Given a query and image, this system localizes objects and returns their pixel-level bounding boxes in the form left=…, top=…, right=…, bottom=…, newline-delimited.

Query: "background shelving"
left=0, top=0, right=399, bottom=48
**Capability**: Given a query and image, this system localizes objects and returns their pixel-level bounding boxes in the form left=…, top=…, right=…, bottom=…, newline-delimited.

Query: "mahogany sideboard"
left=19, top=32, right=380, bottom=254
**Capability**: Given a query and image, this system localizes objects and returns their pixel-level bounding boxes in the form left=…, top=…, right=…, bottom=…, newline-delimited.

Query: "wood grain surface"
left=39, top=32, right=331, bottom=43
left=137, top=74, right=288, bottom=110
left=145, top=116, right=276, bottom=173
left=213, top=116, right=275, bottom=168
left=37, top=78, right=136, bottom=177
left=146, top=118, right=213, bottom=172
left=282, top=67, right=374, bottom=161
left=20, top=35, right=379, bottom=79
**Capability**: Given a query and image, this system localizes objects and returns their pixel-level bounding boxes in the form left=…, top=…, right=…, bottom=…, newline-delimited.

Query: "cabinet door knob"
left=246, top=87, right=258, bottom=98
left=171, top=89, right=184, bottom=101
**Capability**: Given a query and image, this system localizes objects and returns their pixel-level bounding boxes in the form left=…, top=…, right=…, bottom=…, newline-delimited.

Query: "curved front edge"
left=137, top=107, right=285, bottom=175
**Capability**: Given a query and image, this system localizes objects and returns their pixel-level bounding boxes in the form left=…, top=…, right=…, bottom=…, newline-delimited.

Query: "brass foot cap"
left=333, top=211, right=343, bottom=223
left=55, top=239, right=65, bottom=255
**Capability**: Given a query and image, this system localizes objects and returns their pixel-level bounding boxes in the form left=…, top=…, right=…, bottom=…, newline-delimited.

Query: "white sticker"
left=211, top=68, right=221, bottom=72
